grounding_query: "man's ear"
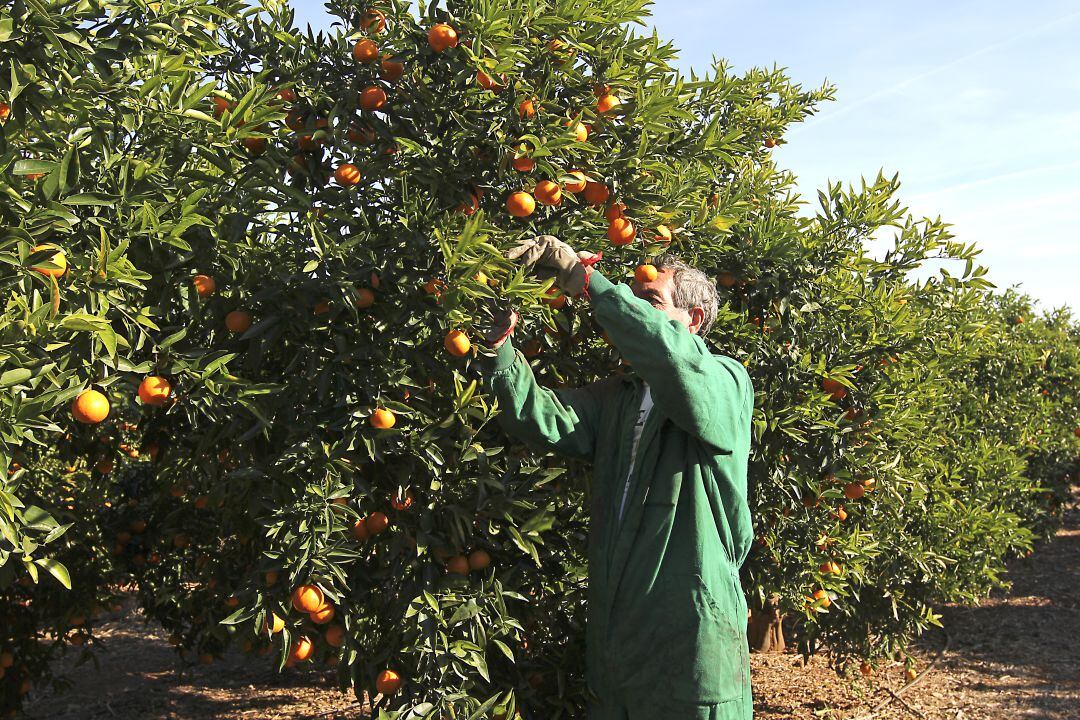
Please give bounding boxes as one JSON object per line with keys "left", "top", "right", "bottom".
{"left": 687, "top": 306, "right": 705, "bottom": 335}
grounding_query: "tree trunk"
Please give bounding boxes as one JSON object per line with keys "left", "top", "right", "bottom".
{"left": 747, "top": 595, "right": 785, "bottom": 653}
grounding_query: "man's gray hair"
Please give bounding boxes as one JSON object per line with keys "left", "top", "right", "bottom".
{"left": 654, "top": 255, "right": 720, "bottom": 336}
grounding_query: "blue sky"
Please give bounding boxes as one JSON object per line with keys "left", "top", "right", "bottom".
{"left": 292, "top": 1, "right": 1079, "bottom": 312}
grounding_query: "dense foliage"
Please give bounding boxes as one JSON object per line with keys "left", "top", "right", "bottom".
{"left": 0, "top": 1, "right": 1076, "bottom": 717}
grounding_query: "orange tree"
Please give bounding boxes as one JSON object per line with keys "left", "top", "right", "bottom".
{"left": 1, "top": 0, "right": 1078, "bottom": 717}
{"left": 0, "top": 0, "right": 265, "bottom": 711}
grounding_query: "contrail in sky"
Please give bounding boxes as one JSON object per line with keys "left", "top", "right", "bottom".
{"left": 791, "top": 8, "right": 1080, "bottom": 132}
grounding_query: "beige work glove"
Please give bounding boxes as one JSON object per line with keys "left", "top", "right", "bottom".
{"left": 506, "top": 235, "right": 590, "bottom": 296}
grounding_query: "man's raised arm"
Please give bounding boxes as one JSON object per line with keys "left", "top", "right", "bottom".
{"left": 586, "top": 270, "right": 752, "bottom": 450}
{"left": 485, "top": 338, "right": 601, "bottom": 460}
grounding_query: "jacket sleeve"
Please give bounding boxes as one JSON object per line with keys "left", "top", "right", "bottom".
{"left": 485, "top": 339, "right": 601, "bottom": 460}
{"left": 588, "top": 271, "right": 752, "bottom": 451}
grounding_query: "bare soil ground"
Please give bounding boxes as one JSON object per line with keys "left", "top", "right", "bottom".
{"left": 25, "top": 489, "right": 1078, "bottom": 719}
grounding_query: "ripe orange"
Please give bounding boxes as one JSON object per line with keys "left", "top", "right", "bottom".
{"left": 211, "top": 96, "right": 233, "bottom": 118}
{"left": 285, "top": 110, "right": 306, "bottom": 131}
{"left": 567, "top": 120, "right": 589, "bottom": 142}
{"left": 833, "top": 505, "right": 848, "bottom": 521}
{"left": 512, "top": 155, "right": 535, "bottom": 172}
{"left": 564, "top": 170, "right": 587, "bottom": 193}
{"left": 596, "top": 93, "right": 621, "bottom": 114}
{"left": 476, "top": 70, "right": 506, "bottom": 92}
{"left": 291, "top": 584, "right": 324, "bottom": 614}
{"left": 607, "top": 217, "right": 636, "bottom": 246}
{"left": 265, "top": 571, "right": 279, "bottom": 587}
{"left": 654, "top": 225, "right": 673, "bottom": 244}
{"left": 583, "top": 181, "right": 610, "bottom": 205}
{"left": 843, "top": 482, "right": 866, "bottom": 500}
{"left": 0, "top": 102, "right": 9, "bottom": 122}
{"left": 428, "top": 23, "right": 458, "bottom": 52}
{"left": 359, "top": 86, "right": 388, "bottom": 111}
{"left": 441, "top": 329, "right": 472, "bottom": 358}
{"left": 193, "top": 274, "right": 216, "bottom": 298}
{"left": 366, "top": 511, "right": 390, "bottom": 535}
{"left": 518, "top": 98, "right": 537, "bottom": 118}
{"left": 443, "top": 555, "right": 468, "bottom": 574}
{"left": 355, "top": 287, "right": 376, "bottom": 309}
{"left": 376, "top": 669, "right": 402, "bottom": 695}
{"left": 717, "top": 272, "right": 737, "bottom": 288}
{"left": 352, "top": 38, "right": 378, "bottom": 63}
{"left": 468, "top": 549, "right": 491, "bottom": 571}
{"left": 225, "top": 310, "right": 252, "bottom": 333}
{"left": 534, "top": 180, "right": 562, "bottom": 206}
{"left": 822, "top": 378, "right": 847, "bottom": 400}
{"left": 820, "top": 561, "right": 842, "bottom": 575}
{"left": 391, "top": 489, "right": 414, "bottom": 511}
{"left": 605, "top": 203, "right": 626, "bottom": 221}
{"left": 310, "top": 603, "right": 335, "bottom": 624}
{"left": 379, "top": 55, "right": 404, "bottom": 82}
{"left": 457, "top": 189, "right": 481, "bottom": 215}
{"left": 275, "top": 87, "right": 297, "bottom": 103}
{"left": 96, "top": 459, "right": 114, "bottom": 474}
{"left": 297, "top": 133, "right": 322, "bottom": 152}
{"left": 313, "top": 299, "right": 331, "bottom": 315}
{"left": 335, "top": 163, "right": 362, "bottom": 186}
{"left": 73, "top": 389, "right": 110, "bottom": 424}
{"left": 543, "top": 287, "right": 566, "bottom": 309}
{"left": 634, "top": 264, "right": 658, "bottom": 283}
{"left": 811, "top": 589, "right": 831, "bottom": 607}
{"left": 242, "top": 136, "right": 267, "bottom": 155}
{"left": 347, "top": 125, "right": 375, "bottom": 144}
{"left": 325, "top": 624, "right": 345, "bottom": 648}
{"left": 506, "top": 191, "right": 536, "bottom": 217}
{"left": 172, "top": 532, "right": 189, "bottom": 548}
{"left": 351, "top": 518, "right": 370, "bottom": 541}
{"left": 370, "top": 408, "right": 396, "bottom": 429}
{"left": 289, "top": 635, "right": 314, "bottom": 663}
{"left": 360, "top": 8, "right": 386, "bottom": 33}
{"left": 30, "top": 245, "right": 67, "bottom": 277}
{"left": 423, "top": 278, "right": 446, "bottom": 297}
{"left": 764, "top": 138, "right": 777, "bottom": 148}
{"left": 138, "top": 376, "right": 172, "bottom": 406}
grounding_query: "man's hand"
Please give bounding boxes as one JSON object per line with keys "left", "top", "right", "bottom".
{"left": 507, "top": 235, "right": 593, "bottom": 296}
{"left": 480, "top": 307, "right": 518, "bottom": 349}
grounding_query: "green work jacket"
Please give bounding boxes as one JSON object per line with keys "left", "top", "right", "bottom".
{"left": 487, "top": 272, "right": 754, "bottom": 719}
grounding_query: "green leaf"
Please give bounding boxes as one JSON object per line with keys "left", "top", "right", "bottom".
{"left": 62, "top": 194, "right": 116, "bottom": 207}
{"left": 35, "top": 558, "right": 71, "bottom": 589}
{"left": 0, "top": 368, "right": 32, "bottom": 387}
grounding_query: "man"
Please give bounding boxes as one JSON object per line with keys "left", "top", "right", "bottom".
{"left": 482, "top": 236, "right": 755, "bottom": 720}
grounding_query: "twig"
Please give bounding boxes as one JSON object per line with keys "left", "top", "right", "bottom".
{"left": 301, "top": 700, "right": 365, "bottom": 718}
{"left": 850, "top": 629, "right": 951, "bottom": 720}
{"left": 883, "top": 686, "right": 926, "bottom": 719}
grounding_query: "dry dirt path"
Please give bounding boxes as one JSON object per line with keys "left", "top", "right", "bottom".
{"left": 25, "top": 489, "right": 1078, "bottom": 719}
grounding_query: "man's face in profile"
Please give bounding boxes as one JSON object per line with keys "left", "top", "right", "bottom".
{"left": 631, "top": 267, "right": 704, "bottom": 335}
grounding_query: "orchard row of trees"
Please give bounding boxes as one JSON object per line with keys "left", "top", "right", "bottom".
{"left": 0, "top": 0, "right": 1076, "bottom": 717}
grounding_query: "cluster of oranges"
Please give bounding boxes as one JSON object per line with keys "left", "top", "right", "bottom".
{"left": 275, "top": 582, "right": 400, "bottom": 691}
{"left": 71, "top": 375, "right": 173, "bottom": 425}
